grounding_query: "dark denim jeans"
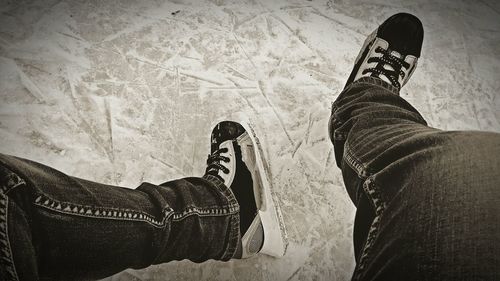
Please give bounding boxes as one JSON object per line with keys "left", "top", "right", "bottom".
{"left": 1, "top": 76, "right": 499, "bottom": 281}
{"left": 329, "top": 76, "right": 500, "bottom": 280}
{"left": 0, "top": 154, "right": 240, "bottom": 280}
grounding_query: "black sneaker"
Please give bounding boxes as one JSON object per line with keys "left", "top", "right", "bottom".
{"left": 344, "top": 13, "right": 424, "bottom": 91}
{"left": 205, "top": 121, "right": 287, "bottom": 258}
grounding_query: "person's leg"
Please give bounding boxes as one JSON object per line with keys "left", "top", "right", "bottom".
{"left": 0, "top": 153, "right": 239, "bottom": 281}
{"left": 329, "top": 13, "right": 500, "bottom": 280}
{"left": 0, "top": 120, "right": 284, "bottom": 280}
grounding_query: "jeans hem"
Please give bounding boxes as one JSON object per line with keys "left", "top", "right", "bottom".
{"left": 347, "top": 76, "right": 400, "bottom": 95}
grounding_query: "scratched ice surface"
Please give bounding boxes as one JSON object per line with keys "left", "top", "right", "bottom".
{"left": 0, "top": 0, "right": 499, "bottom": 280}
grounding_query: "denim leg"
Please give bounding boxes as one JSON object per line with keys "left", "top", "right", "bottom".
{"left": 329, "top": 77, "right": 500, "bottom": 280}
{"left": 0, "top": 154, "right": 240, "bottom": 281}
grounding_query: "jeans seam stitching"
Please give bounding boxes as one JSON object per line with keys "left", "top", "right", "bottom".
{"left": 333, "top": 130, "right": 348, "bottom": 141}
{"left": 202, "top": 174, "right": 240, "bottom": 259}
{"left": 0, "top": 192, "right": 20, "bottom": 281}
{"left": 0, "top": 164, "right": 26, "bottom": 195}
{"left": 343, "top": 145, "right": 371, "bottom": 178}
{"left": 0, "top": 166, "right": 23, "bottom": 281}
{"left": 343, "top": 146, "right": 388, "bottom": 280}
{"left": 33, "top": 193, "right": 238, "bottom": 229}
{"left": 221, "top": 213, "right": 240, "bottom": 260}
{"left": 171, "top": 204, "right": 239, "bottom": 221}
{"left": 3, "top": 181, "right": 24, "bottom": 195}
{"left": 353, "top": 177, "right": 387, "bottom": 280}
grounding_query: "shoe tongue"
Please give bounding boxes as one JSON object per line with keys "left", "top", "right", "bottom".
{"left": 382, "top": 50, "right": 403, "bottom": 71}
{"left": 377, "top": 49, "right": 404, "bottom": 85}
{"left": 210, "top": 134, "right": 219, "bottom": 153}
{"left": 210, "top": 121, "right": 246, "bottom": 152}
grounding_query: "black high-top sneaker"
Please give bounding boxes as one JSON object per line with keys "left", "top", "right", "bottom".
{"left": 345, "top": 13, "right": 424, "bottom": 92}
{"left": 205, "top": 121, "right": 288, "bottom": 258}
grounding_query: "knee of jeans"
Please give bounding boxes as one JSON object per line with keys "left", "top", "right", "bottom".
{"left": 394, "top": 169, "right": 500, "bottom": 278}
{"left": 396, "top": 131, "right": 500, "bottom": 222}
{"left": 422, "top": 131, "right": 500, "bottom": 182}
{"left": 374, "top": 130, "right": 500, "bottom": 214}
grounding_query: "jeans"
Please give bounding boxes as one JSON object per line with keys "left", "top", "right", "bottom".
{"left": 329, "top": 77, "right": 500, "bottom": 280}
{"left": 1, "top": 77, "right": 499, "bottom": 281}
{"left": 0, "top": 154, "right": 240, "bottom": 280}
